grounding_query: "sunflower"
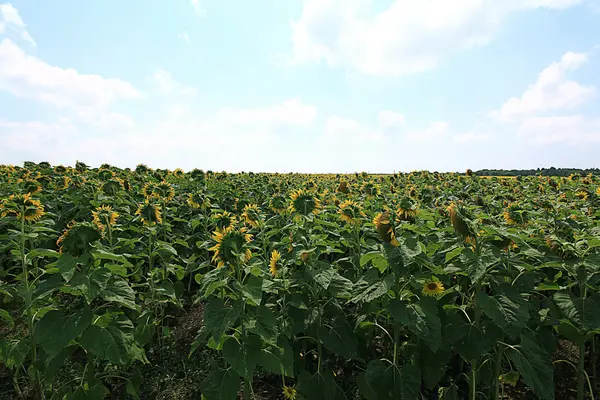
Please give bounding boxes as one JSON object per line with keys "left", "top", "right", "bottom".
{"left": 361, "top": 181, "right": 381, "bottom": 198}
{"left": 57, "top": 221, "right": 102, "bottom": 256}
{"left": 21, "top": 180, "right": 41, "bottom": 194}
{"left": 213, "top": 211, "right": 236, "bottom": 230}
{"left": 396, "top": 197, "right": 417, "bottom": 223}
{"left": 503, "top": 204, "right": 528, "bottom": 225}
{"left": 209, "top": 225, "right": 253, "bottom": 268}
{"left": 575, "top": 191, "right": 588, "bottom": 200}
{"left": 337, "top": 180, "right": 349, "bottom": 194}
{"left": 373, "top": 211, "right": 399, "bottom": 246}
{"left": 56, "top": 176, "right": 71, "bottom": 190}
{"left": 269, "top": 194, "right": 287, "bottom": 215}
{"left": 422, "top": 280, "right": 445, "bottom": 297}
{"left": 135, "top": 201, "right": 162, "bottom": 226}
{"left": 173, "top": 168, "right": 184, "bottom": 178}
{"left": 98, "top": 169, "right": 115, "bottom": 181}
{"left": 188, "top": 192, "right": 209, "bottom": 209}
{"left": 242, "top": 204, "right": 261, "bottom": 227}
{"left": 289, "top": 189, "right": 321, "bottom": 217}
{"left": 142, "top": 182, "right": 158, "bottom": 199}
{"left": 0, "top": 193, "right": 45, "bottom": 222}
{"left": 447, "top": 203, "right": 472, "bottom": 238}
{"left": 282, "top": 385, "right": 298, "bottom": 400}
{"left": 101, "top": 179, "right": 124, "bottom": 196}
{"left": 92, "top": 205, "right": 119, "bottom": 231}
{"left": 269, "top": 249, "right": 281, "bottom": 277}
{"left": 155, "top": 181, "right": 175, "bottom": 201}
{"left": 338, "top": 200, "right": 365, "bottom": 225}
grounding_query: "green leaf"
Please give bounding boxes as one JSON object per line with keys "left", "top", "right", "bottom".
{"left": 35, "top": 308, "right": 92, "bottom": 359}
{"left": 445, "top": 247, "right": 463, "bottom": 263}
{"left": 298, "top": 370, "right": 345, "bottom": 400}
{"left": 360, "top": 360, "right": 421, "bottom": 400}
{"left": 241, "top": 276, "right": 263, "bottom": 306}
{"left": 249, "top": 305, "right": 278, "bottom": 341}
{"left": 360, "top": 252, "right": 388, "bottom": 273}
{"left": 200, "top": 368, "right": 240, "bottom": 400}
{"left": 92, "top": 249, "right": 133, "bottom": 268}
{"left": 0, "top": 309, "right": 13, "bottom": 329}
{"left": 351, "top": 270, "right": 395, "bottom": 303}
{"left": 79, "top": 314, "right": 146, "bottom": 366}
{"left": 476, "top": 286, "right": 528, "bottom": 339}
{"left": 327, "top": 273, "right": 353, "bottom": 298}
{"left": 506, "top": 332, "right": 554, "bottom": 400}
{"left": 100, "top": 276, "right": 138, "bottom": 311}
{"left": 420, "top": 343, "right": 451, "bottom": 389}
{"left": 553, "top": 291, "right": 600, "bottom": 335}
{"left": 312, "top": 264, "right": 336, "bottom": 289}
{"left": 204, "top": 298, "right": 242, "bottom": 343}
{"left": 320, "top": 314, "right": 359, "bottom": 359}
{"left": 222, "top": 336, "right": 257, "bottom": 379}
{"left": 106, "top": 263, "right": 128, "bottom": 277}
{"left": 389, "top": 297, "right": 441, "bottom": 352}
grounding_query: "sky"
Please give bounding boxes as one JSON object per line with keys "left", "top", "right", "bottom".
{"left": 0, "top": 0, "right": 599, "bottom": 173}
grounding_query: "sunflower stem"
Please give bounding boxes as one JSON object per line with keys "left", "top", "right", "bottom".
{"left": 493, "top": 345, "right": 504, "bottom": 400}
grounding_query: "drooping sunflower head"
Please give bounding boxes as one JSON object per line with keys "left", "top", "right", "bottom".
{"left": 338, "top": 200, "right": 365, "bottom": 225}
{"left": 234, "top": 198, "right": 250, "bottom": 214}
{"left": 289, "top": 189, "right": 321, "bottom": 216}
{"left": 337, "top": 180, "right": 349, "bottom": 194}
{"left": 142, "top": 182, "right": 158, "bottom": 199}
{"left": 242, "top": 204, "right": 261, "bottom": 227}
{"left": 188, "top": 191, "right": 210, "bottom": 209}
{"left": 190, "top": 168, "right": 205, "bottom": 183}
{"left": 173, "top": 168, "right": 185, "bottom": 178}
{"left": 269, "top": 249, "right": 281, "bottom": 277}
{"left": 503, "top": 203, "right": 528, "bottom": 225}
{"left": 57, "top": 221, "right": 102, "bottom": 256}
{"left": 0, "top": 193, "right": 45, "bottom": 222}
{"left": 136, "top": 164, "right": 150, "bottom": 174}
{"left": 446, "top": 202, "right": 472, "bottom": 238}
{"left": 135, "top": 201, "right": 162, "bottom": 226}
{"left": 101, "top": 179, "right": 124, "bottom": 196}
{"left": 361, "top": 181, "right": 381, "bottom": 198}
{"left": 208, "top": 225, "right": 253, "bottom": 268}
{"left": 269, "top": 194, "right": 287, "bottom": 215}
{"left": 55, "top": 175, "right": 72, "bottom": 190}
{"left": 92, "top": 205, "right": 119, "bottom": 231}
{"left": 396, "top": 197, "right": 417, "bottom": 223}
{"left": 155, "top": 181, "right": 175, "bottom": 201}
{"left": 54, "top": 165, "right": 67, "bottom": 173}
{"left": 97, "top": 169, "right": 115, "bottom": 181}
{"left": 21, "top": 179, "right": 42, "bottom": 194}
{"left": 373, "top": 210, "right": 399, "bottom": 246}
{"left": 422, "top": 280, "right": 445, "bottom": 297}
{"left": 213, "top": 210, "right": 236, "bottom": 230}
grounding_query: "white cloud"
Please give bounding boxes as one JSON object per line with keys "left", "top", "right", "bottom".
{"left": 150, "top": 69, "right": 197, "bottom": 97}
{"left": 0, "top": 39, "right": 141, "bottom": 113}
{"left": 516, "top": 115, "right": 600, "bottom": 143}
{"left": 190, "top": 0, "right": 205, "bottom": 17}
{"left": 453, "top": 132, "right": 490, "bottom": 143}
{"left": 377, "top": 110, "right": 406, "bottom": 129}
{"left": 214, "top": 98, "right": 317, "bottom": 127}
{"left": 404, "top": 121, "right": 449, "bottom": 142}
{"left": 493, "top": 51, "right": 595, "bottom": 121}
{"left": 177, "top": 31, "right": 191, "bottom": 44}
{"left": 289, "top": 0, "right": 585, "bottom": 76}
{"left": 0, "top": 3, "right": 36, "bottom": 46}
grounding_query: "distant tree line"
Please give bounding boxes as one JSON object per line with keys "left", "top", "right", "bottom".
{"left": 474, "top": 167, "right": 600, "bottom": 177}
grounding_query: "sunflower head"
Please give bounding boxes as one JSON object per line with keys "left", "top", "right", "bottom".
{"left": 155, "top": 181, "right": 175, "bottom": 201}
{"left": 142, "top": 182, "right": 158, "bottom": 199}
{"left": 92, "top": 205, "right": 119, "bottom": 231}
{"left": 269, "top": 194, "right": 287, "bottom": 215}
{"left": 338, "top": 200, "right": 365, "bottom": 225}
{"left": 282, "top": 385, "right": 298, "bottom": 400}
{"left": 575, "top": 191, "right": 588, "bottom": 200}
{"left": 213, "top": 211, "right": 236, "bottom": 230}
{"left": 173, "top": 168, "right": 185, "bottom": 178}
{"left": 135, "top": 201, "right": 162, "bottom": 226}
{"left": 242, "top": 204, "right": 261, "bottom": 227}
{"left": 361, "top": 181, "right": 381, "bottom": 198}
{"left": 136, "top": 164, "right": 150, "bottom": 174}
{"left": 101, "top": 179, "right": 124, "bottom": 196}
{"left": 447, "top": 202, "right": 472, "bottom": 238}
{"left": 337, "top": 180, "right": 349, "bottom": 194}
{"left": 373, "top": 211, "right": 399, "bottom": 246}
{"left": 57, "top": 221, "right": 102, "bottom": 256}
{"left": 289, "top": 189, "right": 321, "bottom": 217}
{"left": 503, "top": 203, "right": 528, "bottom": 225}
{"left": 269, "top": 249, "right": 281, "bottom": 277}
{"left": 208, "top": 225, "right": 253, "bottom": 268}
{"left": 396, "top": 197, "right": 417, "bottom": 223}
{"left": 97, "top": 169, "right": 115, "bottom": 181}
{"left": 422, "top": 280, "right": 445, "bottom": 297}
{"left": 54, "top": 165, "right": 67, "bottom": 173}
{"left": 188, "top": 191, "right": 209, "bottom": 209}
{"left": 21, "top": 179, "right": 42, "bottom": 194}
{"left": 1, "top": 193, "right": 45, "bottom": 222}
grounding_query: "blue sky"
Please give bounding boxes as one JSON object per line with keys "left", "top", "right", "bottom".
{"left": 1, "top": 0, "right": 599, "bottom": 172}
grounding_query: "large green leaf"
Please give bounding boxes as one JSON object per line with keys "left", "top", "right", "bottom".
{"left": 476, "top": 286, "right": 528, "bottom": 339}
{"left": 79, "top": 314, "right": 146, "bottom": 366}
{"left": 200, "top": 368, "right": 240, "bottom": 400}
{"left": 553, "top": 291, "right": 600, "bottom": 335}
{"left": 351, "top": 270, "right": 395, "bottom": 303}
{"left": 312, "top": 264, "right": 336, "bottom": 289}
{"left": 419, "top": 343, "right": 451, "bottom": 389}
{"left": 100, "top": 276, "right": 138, "bottom": 310}
{"left": 360, "top": 360, "right": 420, "bottom": 400}
{"left": 204, "top": 298, "right": 242, "bottom": 343}
{"left": 248, "top": 305, "right": 278, "bottom": 341}
{"left": 34, "top": 308, "right": 92, "bottom": 359}
{"left": 388, "top": 297, "right": 441, "bottom": 352}
{"left": 241, "top": 275, "right": 263, "bottom": 306}
{"left": 319, "top": 314, "right": 359, "bottom": 359}
{"left": 506, "top": 332, "right": 554, "bottom": 400}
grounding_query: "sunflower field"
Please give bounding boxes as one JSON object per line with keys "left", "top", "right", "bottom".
{"left": 1, "top": 162, "right": 600, "bottom": 400}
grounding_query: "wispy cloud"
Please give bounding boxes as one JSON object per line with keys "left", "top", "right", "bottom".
{"left": 0, "top": 3, "right": 36, "bottom": 46}
{"left": 177, "top": 31, "right": 191, "bottom": 43}
{"left": 190, "top": 0, "right": 205, "bottom": 17}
